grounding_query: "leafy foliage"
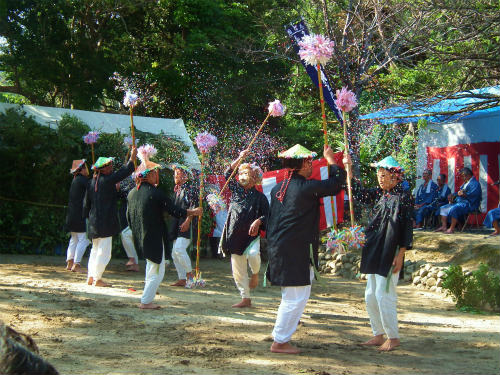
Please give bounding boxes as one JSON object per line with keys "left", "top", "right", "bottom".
{"left": 0, "top": 109, "right": 191, "bottom": 255}
{"left": 442, "top": 263, "right": 500, "bottom": 312}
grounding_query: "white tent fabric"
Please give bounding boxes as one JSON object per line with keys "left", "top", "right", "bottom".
{"left": 0, "top": 103, "right": 201, "bottom": 169}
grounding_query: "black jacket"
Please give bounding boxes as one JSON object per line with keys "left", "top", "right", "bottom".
{"left": 266, "top": 165, "right": 346, "bottom": 286}
{"left": 353, "top": 182, "right": 414, "bottom": 277}
{"left": 169, "top": 182, "right": 199, "bottom": 241}
{"left": 220, "top": 168, "right": 269, "bottom": 256}
{"left": 127, "top": 183, "right": 187, "bottom": 264}
{"left": 65, "top": 174, "right": 89, "bottom": 233}
{"left": 83, "top": 161, "right": 134, "bottom": 239}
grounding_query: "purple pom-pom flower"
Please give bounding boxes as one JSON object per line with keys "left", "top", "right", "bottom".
{"left": 83, "top": 131, "right": 100, "bottom": 145}
{"left": 123, "top": 91, "right": 139, "bottom": 108}
{"left": 268, "top": 99, "right": 285, "bottom": 117}
{"left": 124, "top": 136, "right": 139, "bottom": 147}
{"left": 195, "top": 132, "right": 218, "bottom": 153}
{"left": 335, "top": 87, "right": 358, "bottom": 113}
{"left": 298, "top": 34, "right": 335, "bottom": 66}
{"left": 207, "top": 193, "right": 227, "bottom": 215}
{"left": 137, "top": 144, "right": 158, "bottom": 163}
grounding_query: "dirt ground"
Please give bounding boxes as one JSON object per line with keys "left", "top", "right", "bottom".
{"left": 1, "top": 232, "right": 499, "bottom": 375}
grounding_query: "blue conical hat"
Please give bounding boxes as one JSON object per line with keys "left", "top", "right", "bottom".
{"left": 372, "top": 156, "right": 402, "bottom": 170}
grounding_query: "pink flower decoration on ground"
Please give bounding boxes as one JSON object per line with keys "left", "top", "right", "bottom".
{"left": 123, "top": 136, "right": 139, "bottom": 147}
{"left": 83, "top": 131, "right": 100, "bottom": 144}
{"left": 195, "top": 132, "right": 218, "bottom": 153}
{"left": 137, "top": 144, "right": 158, "bottom": 163}
{"left": 335, "top": 87, "right": 358, "bottom": 113}
{"left": 298, "top": 34, "right": 335, "bottom": 66}
{"left": 123, "top": 91, "right": 139, "bottom": 108}
{"left": 268, "top": 99, "right": 285, "bottom": 117}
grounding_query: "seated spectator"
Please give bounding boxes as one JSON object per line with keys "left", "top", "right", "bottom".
{"left": 413, "top": 169, "right": 438, "bottom": 229}
{"left": 435, "top": 167, "right": 482, "bottom": 234}
{"left": 433, "top": 173, "right": 451, "bottom": 215}
{"left": 483, "top": 206, "right": 500, "bottom": 236}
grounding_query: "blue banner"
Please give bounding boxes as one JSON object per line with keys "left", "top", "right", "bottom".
{"left": 285, "top": 20, "right": 343, "bottom": 124}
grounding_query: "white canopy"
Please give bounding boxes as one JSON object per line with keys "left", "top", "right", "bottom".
{"left": 0, "top": 103, "right": 201, "bottom": 169}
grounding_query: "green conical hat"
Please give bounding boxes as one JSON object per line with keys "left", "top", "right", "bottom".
{"left": 92, "top": 157, "right": 114, "bottom": 170}
{"left": 278, "top": 144, "right": 317, "bottom": 159}
{"left": 372, "top": 156, "right": 402, "bottom": 170}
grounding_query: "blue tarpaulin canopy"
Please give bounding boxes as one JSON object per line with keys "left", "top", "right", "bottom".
{"left": 360, "top": 86, "right": 500, "bottom": 125}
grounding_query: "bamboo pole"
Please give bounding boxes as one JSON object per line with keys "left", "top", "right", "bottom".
{"left": 342, "top": 112, "right": 355, "bottom": 227}
{"left": 130, "top": 108, "right": 137, "bottom": 168}
{"left": 219, "top": 111, "right": 272, "bottom": 195}
{"left": 317, "top": 63, "right": 337, "bottom": 229}
{"left": 195, "top": 152, "right": 206, "bottom": 279}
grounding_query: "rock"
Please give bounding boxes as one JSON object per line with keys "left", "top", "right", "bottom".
{"left": 417, "top": 283, "right": 425, "bottom": 289}
{"left": 424, "top": 263, "right": 432, "bottom": 271}
{"left": 325, "top": 254, "right": 332, "bottom": 260}
{"left": 327, "top": 261, "right": 335, "bottom": 268}
{"left": 344, "top": 263, "right": 353, "bottom": 270}
{"left": 320, "top": 260, "right": 327, "bottom": 266}
{"left": 437, "top": 271, "right": 446, "bottom": 279}
{"left": 436, "top": 287, "right": 443, "bottom": 293}
{"left": 324, "top": 267, "right": 331, "bottom": 273}
{"left": 318, "top": 253, "right": 325, "bottom": 260}
{"left": 436, "top": 279, "right": 443, "bottom": 288}
{"left": 330, "top": 269, "right": 337, "bottom": 274}
{"left": 413, "top": 276, "right": 421, "bottom": 285}
{"left": 426, "top": 277, "right": 437, "bottom": 287}
{"left": 404, "top": 274, "right": 412, "bottom": 282}
{"left": 430, "top": 286, "right": 437, "bottom": 292}
{"left": 419, "top": 269, "right": 428, "bottom": 277}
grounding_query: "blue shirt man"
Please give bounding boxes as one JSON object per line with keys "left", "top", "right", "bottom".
{"left": 414, "top": 169, "right": 438, "bottom": 228}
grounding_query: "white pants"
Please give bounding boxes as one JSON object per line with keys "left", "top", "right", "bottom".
{"left": 87, "top": 237, "right": 112, "bottom": 281}
{"left": 272, "top": 267, "right": 314, "bottom": 344}
{"left": 365, "top": 273, "right": 399, "bottom": 339}
{"left": 141, "top": 254, "right": 166, "bottom": 304}
{"left": 120, "top": 226, "right": 138, "bottom": 264}
{"left": 172, "top": 237, "right": 192, "bottom": 279}
{"left": 440, "top": 204, "right": 453, "bottom": 217}
{"left": 231, "top": 239, "right": 261, "bottom": 299}
{"left": 66, "top": 232, "right": 90, "bottom": 264}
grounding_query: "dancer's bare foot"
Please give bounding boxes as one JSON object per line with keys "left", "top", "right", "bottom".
{"left": 125, "top": 258, "right": 136, "bottom": 266}
{"left": 490, "top": 231, "right": 499, "bottom": 236}
{"left": 126, "top": 264, "right": 140, "bottom": 272}
{"left": 87, "top": 277, "right": 93, "bottom": 285}
{"left": 71, "top": 263, "right": 85, "bottom": 273}
{"left": 444, "top": 228, "right": 454, "bottom": 234}
{"left": 434, "top": 226, "right": 446, "bottom": 232}
{"left": 66, "top": 259, "right": 74, "bottom": 270}
{"left": 232, "top": 298, "right": 251, "bottom": 308}
{"left": 249, "top": 273, "right": 259, "bottom": 289}
{"left": 378, "top": 338, "right": 400, "bottom": 351}
{"left": 94, "top": 279, "right": 112, "bottom": 287}
{"left": 139, "top": 303, "right": 161, "bottom": 310}
{"left": 360, "top": 335, "right": 385, "bottom": 346}
{"left": 170, "top": 279, "right": 186, "bottom": 287}
{"left": 270, "top": 342, "right": 301, "bottom": 354}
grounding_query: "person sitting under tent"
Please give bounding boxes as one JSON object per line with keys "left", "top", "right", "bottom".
{"left": 483, "top": 181, "right": 500, "bottom": 236}
{"left": 435, "top": 167, "right": 482, "bottom": 234}
{"left": 433, "top": 174, "right": 451, "bottom": 215}
{"left": 413, "top": 169, "right": 438, "bottom": 229}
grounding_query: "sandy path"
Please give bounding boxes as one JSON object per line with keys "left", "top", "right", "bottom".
{"left": 0, "top": 254, "right": 499, "bottom": 375}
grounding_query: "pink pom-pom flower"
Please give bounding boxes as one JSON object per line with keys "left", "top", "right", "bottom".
{"left": 268, "top": 99, "right": 285, "bottom": 117}
{"left": 335, "top": 87, "right": 358, "bottom": 113}
{"left": 83, "top": 131, "right": 100, "bottom": 145}
{"left": 123, "top": 91, "right": 139, "bottom": 108}
{"left": 298, "top": 33, "right": 335, "bottom": 66}
{"left": 195, "top": 132, "right": 218, "bottom": 153}
{"left": 207, "top": 193, "right": 227, "bottom": 215}
{"left": 325, "top": 228, "right": 348, "bottom": 254}
{"left": 123, "top": 136, "right": 139, "bottom": 147}
{"left": 137, "top": 144, "right": 158, "bottom": 163}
